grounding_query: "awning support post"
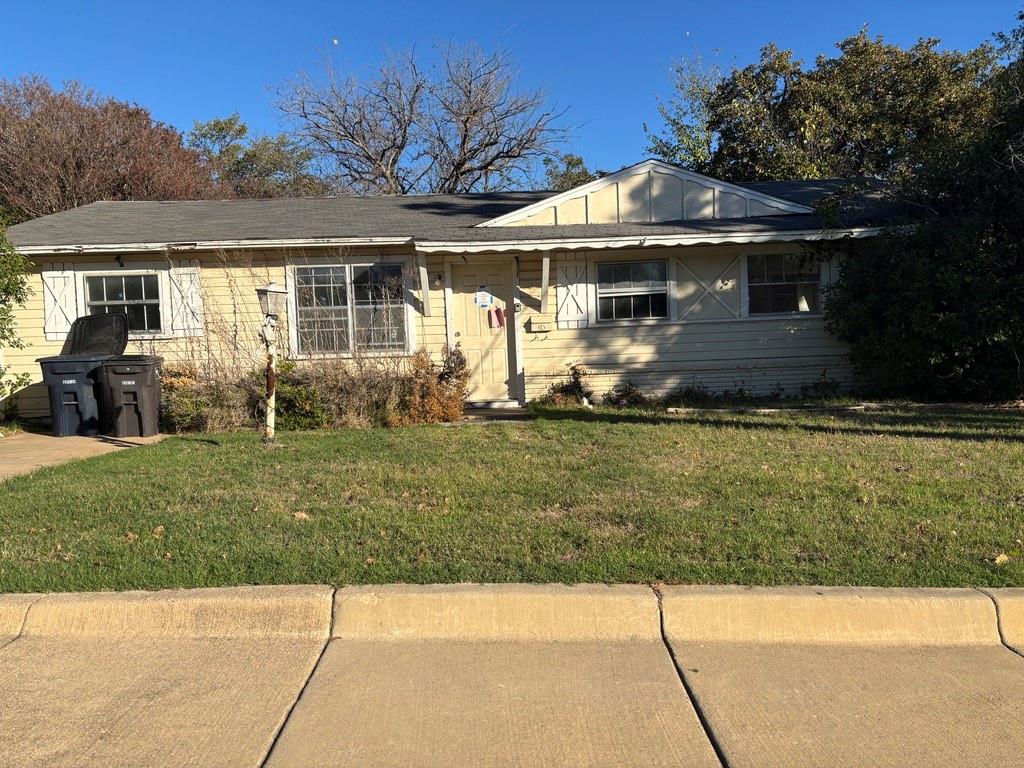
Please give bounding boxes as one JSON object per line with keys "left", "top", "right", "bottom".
{"left": 540, "top": 253, "right": 551, "bottom": 314}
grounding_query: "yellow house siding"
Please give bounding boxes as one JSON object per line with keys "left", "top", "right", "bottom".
{"left": 415, "top": 253, "right": 449, "bottom": 360}
{"left": 4, "top": 239, "right": 852, "bottom": 419}
{"left": 516, "top": 244, "right": 851, "bottom": 400}
{"left": 3, "top": 245, "right": 427, "bottom": 418}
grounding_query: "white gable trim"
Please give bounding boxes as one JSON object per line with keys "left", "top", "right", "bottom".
{"left": 476, "top": 160, "right": 814, "bottom": 227}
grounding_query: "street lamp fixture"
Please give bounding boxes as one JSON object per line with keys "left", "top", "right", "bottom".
{"left": 256, "top": 282, "right": 287, "bottom": 444}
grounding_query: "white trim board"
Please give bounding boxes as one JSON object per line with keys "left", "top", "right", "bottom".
{"left": 16, "top": 227, "right": 886, "bottom": 259}
{"left": 415, "top": 227, "right": 883, "bottom": 254}
{"left": 15, "top": 236, "right": 415, "bottom": 256}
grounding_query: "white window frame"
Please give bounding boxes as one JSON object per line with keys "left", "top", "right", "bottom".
{"left": 740, "top": 253, "right": 827, "bottom": 319}
{"left": 76, "top": 267, "right": 174, "bottom": 340}
{"left": 586, "top": 254, "right": 676, "bottom": 326}
{"left": 285, "top": 255, "right": 416, "bottom": 359}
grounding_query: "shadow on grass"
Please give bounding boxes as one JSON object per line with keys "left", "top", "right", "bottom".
{"left": 530, "top": 404, "right": 1024, "bottom": 443}
{"left": 166, "top": 435, "right": 223, "bottom": 446}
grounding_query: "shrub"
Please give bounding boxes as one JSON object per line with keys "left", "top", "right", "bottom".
{"left": 160, "top": 364, "right": 254, "bottom": 433}
{"left": 799, "top": 377, "right": 842, "bottom": 399}
{"left": 602, "top": 380, "right": 656, "bottom": 408}
{"left": 662, "top": 385, "right": 783, "bottom": 408}
{"left": 541, "top": 362, "right": 593, "bottom": 406}
{"left": 405, "top": 346, "right": 470, "bottom": 424}
{"left": 0, "top": 368, "right": 30, "bottom": 421}
{"left": 159, "top": 347, "right": 469, "bottom": 433}
{"left": 271, "top": 369, "right": 330, "bottom": 431}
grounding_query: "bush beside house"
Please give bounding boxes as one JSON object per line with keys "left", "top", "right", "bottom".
{"left": 160, "top": 346, "right": 469, "bottom": 432}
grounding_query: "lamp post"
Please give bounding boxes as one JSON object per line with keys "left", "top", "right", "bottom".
{"left": 255, "top": 282, "right": 287, "bottom": 444}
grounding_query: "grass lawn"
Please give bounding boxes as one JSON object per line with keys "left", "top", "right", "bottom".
{"left": 1, "top": 405, "right": 1023, "bottom": 592}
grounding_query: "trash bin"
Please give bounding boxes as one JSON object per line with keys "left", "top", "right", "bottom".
{"left": 99, "top": 356, "right": 163, "bottom": 437}
{"left": 37, "top": 314, "right": 128, "bottom": 437}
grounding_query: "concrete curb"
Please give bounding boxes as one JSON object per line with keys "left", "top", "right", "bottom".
{"left": 4, "top": 584, "right": 1021, "bottom": 649}
{"left": 21, "top": 585, "right": 333, "bottom": 640}
{"left": 333, "top": 584, "right": 661, "bottom": 641}
{"left": 661, "top": 585, "right": 999, "bottom": 646}
{"left": 987, "top": 588, "right": 1024, "bottom": 654}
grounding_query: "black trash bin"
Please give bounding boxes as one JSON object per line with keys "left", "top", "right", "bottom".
{"left": 99, "top": 356, "right": 163, "bottom": 437}
{"left": 37, "top": 314, "right": 128, "bottom": 437}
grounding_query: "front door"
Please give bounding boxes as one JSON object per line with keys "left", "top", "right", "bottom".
{"left": 451, "top": 261, "right": 516, "bottom": 402}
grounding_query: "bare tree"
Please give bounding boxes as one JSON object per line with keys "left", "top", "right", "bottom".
{"left": 0, "top": 76, "right": 218, "bottom": 222}
{"left": 278, "top": 45, "right": 565, "bottom": 194}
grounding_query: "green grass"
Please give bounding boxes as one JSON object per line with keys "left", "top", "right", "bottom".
{"left": 1, "top": 405, "right": 1023, "bottom": 592}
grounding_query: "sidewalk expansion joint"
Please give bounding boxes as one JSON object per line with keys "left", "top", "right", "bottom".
{"left": 651, "top": 584, "right": 732, "bottom": 768}
{"left": 258, "top": 587, "right": 337, "bottom": 768}
{"left": 0, "top": 594, "right": 46, "bottom": 654}
{"left": 974, "top": 587, "right": 1024, "bottom": 661}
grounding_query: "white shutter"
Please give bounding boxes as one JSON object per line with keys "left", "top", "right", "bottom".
{"left": 168, "top": 260, "right": 205, "bottom": 336}
{"left": 41, "top": 263, "right": 78, "bottom": 340}
{"left": 556, "top": 257, "right": 588, "bottom": 329}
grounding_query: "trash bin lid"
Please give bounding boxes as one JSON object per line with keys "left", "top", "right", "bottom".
{"left": 59, "top": 313, "right": 129, "bottom": 357}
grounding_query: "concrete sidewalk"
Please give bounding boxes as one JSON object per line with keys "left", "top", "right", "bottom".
{"left": 0, "top": 431, "right": 162, "bottom": 482}
{"left": 0, "top": 585, "right": 1022, "bottom": 768}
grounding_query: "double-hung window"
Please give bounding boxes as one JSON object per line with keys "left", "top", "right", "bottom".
{"left": 85, "top": 274, "right": 162, "bottom": 334}
{"left": 294, "top": 263, "right": 407, "bottom": 355}
{"left": 747, "top": 254, "right": 821, "bottom": 315}
{"left": 596, "top": 261, "right": 669, "bottom": 321}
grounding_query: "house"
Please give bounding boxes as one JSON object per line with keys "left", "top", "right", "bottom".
{"left": 2, "top": 159, "right": 890, "bottom": 418}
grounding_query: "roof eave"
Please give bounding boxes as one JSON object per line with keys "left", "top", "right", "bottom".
{"left": 415, "top": 226, "right": 886, "bottom": 254}
{"left": 13, "top": 235, "right": 417, "bottom": 256}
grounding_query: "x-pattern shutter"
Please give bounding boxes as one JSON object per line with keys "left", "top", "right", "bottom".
{"left": 556, "top": 257, "right": 588, "bottom": 329}
{"left": 41, "top": 263, "right": 77, "bottom": 340}
{"left": 168, "top": 260, "right": 205, "bottom": 336}
{"left": 674, "top": 255, "right": 741, "bottom": 319}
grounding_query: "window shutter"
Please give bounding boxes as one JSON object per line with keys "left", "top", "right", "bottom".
{"left": 168, "top": 260, "right": 205, "bottom": 336}
{"left": 41, "top": 263, "right": 77, "bottom": 340}
{"left": 556, "top": 257, "right": 588, "bottom": 329}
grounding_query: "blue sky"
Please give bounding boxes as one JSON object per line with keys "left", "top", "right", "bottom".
{"left": 3, "top": 1, "right": 1019, "bottom": 174}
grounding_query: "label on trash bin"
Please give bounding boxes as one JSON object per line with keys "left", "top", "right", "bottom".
{"left": 62, "top": 379, "right": 76, "bottom": 385}
{"left": 122, "top": 380, "right": 135, "bottom": 386}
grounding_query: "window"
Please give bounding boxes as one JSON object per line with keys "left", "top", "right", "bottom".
{"left": 295, "top": 263, "right": 407, "bottom": 355}
{"left": 295, "top": 267, "right": 349, "bottom": 355}
{"left": 747, "top": 254, "right": 820, "bottom": 315}
{"left": 86, "top": 274, "right": 162, "bottom": 333}
{"left": 596, "top": 261, "right": 668, "bottom": 321}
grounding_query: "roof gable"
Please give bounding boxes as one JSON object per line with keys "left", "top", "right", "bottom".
{"left": 477, "top": 160, "right": 814, "bottom": 227}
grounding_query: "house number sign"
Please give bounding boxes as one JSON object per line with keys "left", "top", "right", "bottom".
{"left": 474, "top": 285, "right": 494, "bottom": 308}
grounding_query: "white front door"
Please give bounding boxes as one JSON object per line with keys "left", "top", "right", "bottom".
{"left": 450, "top": 261, "right": 517, "bottom": 402}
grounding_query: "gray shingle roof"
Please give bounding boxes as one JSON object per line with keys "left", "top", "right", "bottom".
{"left": 7, "top": 181, "right": 893, "bottom": 249}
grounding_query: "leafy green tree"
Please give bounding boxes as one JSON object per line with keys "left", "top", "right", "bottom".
{"left": 0, "top": 222, "right": 30, "bottom": 412}
{"left": 542, "top": 153, "right": 595, "bottom": 191}
{"left": 645, "top": 56, "right": 717, "bottom": 172}
{"left": 649, "top": 31, "right": 999, "bottom": 183}
{"left": 188, "top": 114, "right": 330, "bottom": 197}
{"left": 825, "top": 15, "right": 1024, "bottom": 400}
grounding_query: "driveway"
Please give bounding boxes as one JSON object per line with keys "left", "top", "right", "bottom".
{"left": 0, "top": 431, "right": 162, "bottom": 482}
